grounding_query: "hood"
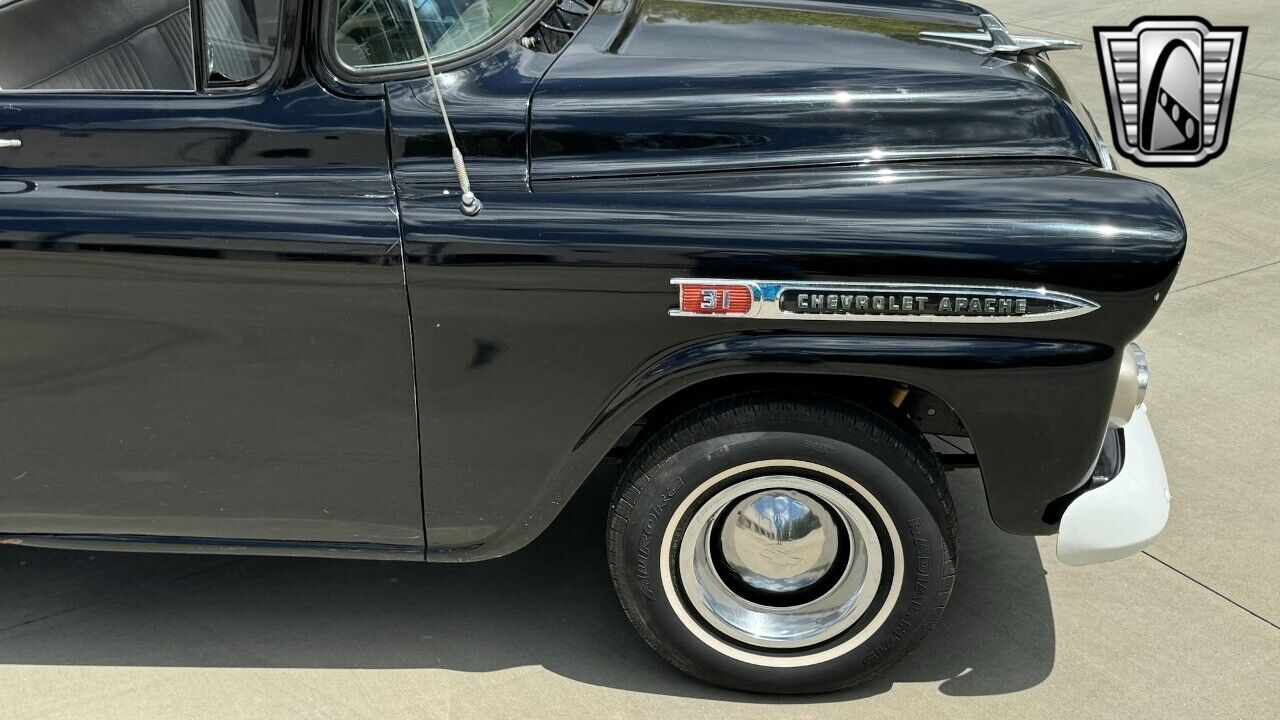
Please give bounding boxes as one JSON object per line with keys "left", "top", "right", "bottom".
{"left": 529, "top": 0, "right": 1098, "bottom": 179}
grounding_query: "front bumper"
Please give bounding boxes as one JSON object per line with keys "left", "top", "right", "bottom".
{"left": 1056, "top": 404, "right": 1171, "bottom": 566}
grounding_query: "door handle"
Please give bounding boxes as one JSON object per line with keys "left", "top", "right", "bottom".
{"left": 0, "top": 139, "right": 21, "bottom": 149}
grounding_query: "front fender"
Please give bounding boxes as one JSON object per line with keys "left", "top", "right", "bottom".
{"left": 406, "top": 161, "right": 1181, "bottom": 562}
{"left": 438, "top": 332, "right": 1114, "bottom": 561}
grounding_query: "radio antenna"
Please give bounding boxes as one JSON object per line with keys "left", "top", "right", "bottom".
{"left": 406, "top": 3, "right": 482, "bottom": 216}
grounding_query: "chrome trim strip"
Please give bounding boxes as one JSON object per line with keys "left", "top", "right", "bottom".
{"left": 669, "top": 278, "right": 1100, "bottom": 323}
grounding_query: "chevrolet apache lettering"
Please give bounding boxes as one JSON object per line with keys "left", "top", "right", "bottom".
{"left": 0, "top": 0, "right": 1184, "bottom": 694}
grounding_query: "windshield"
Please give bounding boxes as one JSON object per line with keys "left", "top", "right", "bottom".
{"left": 334, "top": 0, "right": 533, "bottom": 68}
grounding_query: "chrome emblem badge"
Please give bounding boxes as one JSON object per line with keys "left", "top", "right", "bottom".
{"left": 670, "top": 280, "right": 1098, "bottom": 323}
{"left": 1095, "top": 17, "right": 1247, "bottom": 166}
{"left": 919, "top": 14, "right": 1080, "bottom": 57}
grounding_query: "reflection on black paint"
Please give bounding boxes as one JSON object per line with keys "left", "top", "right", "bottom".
{"left": 468, "top": 340, "right": 503, "bottom": 369}
{"left": 387, "top": 0, "right": 1184, "bottom": 557}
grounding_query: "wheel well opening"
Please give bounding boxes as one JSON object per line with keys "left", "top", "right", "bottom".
{"left": 607, "top": 373, "right": 977, "bottom": 471}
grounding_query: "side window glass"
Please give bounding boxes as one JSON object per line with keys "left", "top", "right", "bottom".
{"left": 0, "top": 0, "right": 197, "bottom": 91}
{"left": 0, "top": 0, "right": 283, "bottom": 93}
{"left": 203, "top": 0, "right": 283, "bottom": 86}
{"left": 334, "top": 0, "right": 534, "bottom": 70}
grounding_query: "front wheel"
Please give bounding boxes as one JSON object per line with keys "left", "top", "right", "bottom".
{"left": 607, "top": 393, "right": 956, "bottom": 693}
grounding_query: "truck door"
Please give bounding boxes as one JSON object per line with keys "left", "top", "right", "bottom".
{"left": 0, "top": 0, "right": 422, "bottom": 553}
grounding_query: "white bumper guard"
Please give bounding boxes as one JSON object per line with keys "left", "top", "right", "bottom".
{"left": 1056, "top": 344, "right": 1171, "bottom": 566}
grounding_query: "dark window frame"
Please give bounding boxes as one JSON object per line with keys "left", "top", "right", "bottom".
{"left": 320, "top": 0, "right": 556, "bottom": 85}
{"left": 192, "top": 0, "right": 208, "bottom": 92}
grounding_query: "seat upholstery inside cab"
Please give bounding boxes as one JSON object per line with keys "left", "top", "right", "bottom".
{"left": 0, "top": 0, "right": 196, "bottom": 90}
{"left": 0, "top": 0, "right": 278, "bottom": 90}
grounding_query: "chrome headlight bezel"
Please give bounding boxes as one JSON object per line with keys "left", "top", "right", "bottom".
{"left": 1079, "top": 104, "right": 1118, "bottom": 171}
{"left": 1110, "top": 343, "right": 1149, "bottom": 427}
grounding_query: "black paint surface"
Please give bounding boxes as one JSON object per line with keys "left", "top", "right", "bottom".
{"left": 0, "top": 0, "right": 1186, "bottom": 560}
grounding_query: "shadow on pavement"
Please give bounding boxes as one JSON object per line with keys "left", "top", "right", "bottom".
{"left": 0, "top": 468, "right": 1054, "bottom": 701}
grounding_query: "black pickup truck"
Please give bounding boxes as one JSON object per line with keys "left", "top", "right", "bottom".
{"left": 0, "top": 0, "right": 1183, "bottom": 693}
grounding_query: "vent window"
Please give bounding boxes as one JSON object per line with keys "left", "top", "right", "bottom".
{"left": 520, "top": 0, "right": 596, "bottom": 54}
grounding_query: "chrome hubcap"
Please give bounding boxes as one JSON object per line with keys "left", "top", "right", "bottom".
{"left": 678, "top": 475, "right": 884, "bottom": 650}
{"left": 718, "top": 490, "right": 840, "bottom": 595}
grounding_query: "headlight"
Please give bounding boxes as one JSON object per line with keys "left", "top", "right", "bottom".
{"left": 1110, "top": 343, "right": 1149, "bottom": 427}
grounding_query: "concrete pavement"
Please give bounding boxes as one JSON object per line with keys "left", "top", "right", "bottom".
{"left": 2, "top": 0, "right": 1278, "bottom": 717}
{"left": 1001, "top": 0, "right": 1280, "bottom": 622}
{"left": 2, "top": 469, "right": 1276, "bottom": 719}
